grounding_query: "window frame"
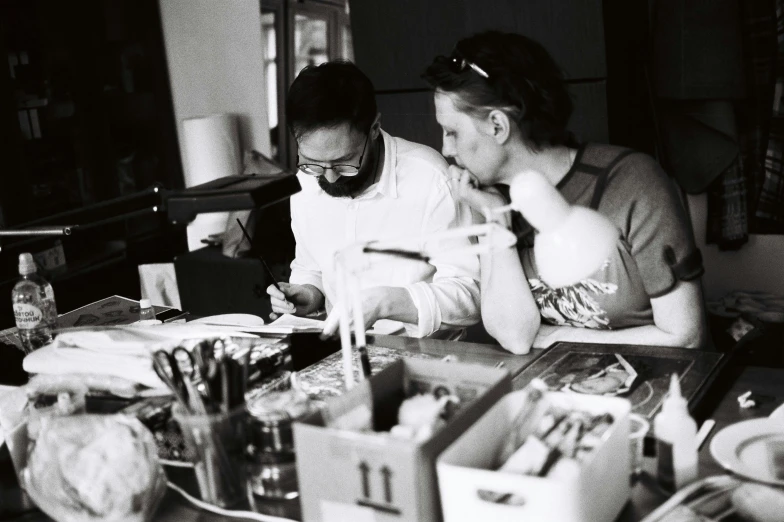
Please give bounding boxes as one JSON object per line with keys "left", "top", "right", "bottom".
{"left": 260, "top": 0, "right": 353, "bottom": 169}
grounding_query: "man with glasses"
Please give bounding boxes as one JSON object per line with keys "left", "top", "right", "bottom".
{"left": 266, "top": 60, "right": 480, "bottom": 337}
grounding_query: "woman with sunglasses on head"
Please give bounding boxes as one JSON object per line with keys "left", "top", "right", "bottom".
{"left": 422, "top": 31, "right": 707, "bottom": 354}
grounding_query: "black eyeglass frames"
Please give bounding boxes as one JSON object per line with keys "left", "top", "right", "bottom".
{"left": 297, "top": 132, "right": 370, "bottom": 177}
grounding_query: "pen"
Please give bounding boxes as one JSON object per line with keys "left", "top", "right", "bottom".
{"left": 236, "top": 218, "right": 282, "bottom": 293}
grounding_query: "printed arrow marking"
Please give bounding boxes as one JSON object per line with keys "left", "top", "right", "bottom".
{"left": 359, "top": 461, "right": 371, "bottom": 498}
{"left": 380, "top": 465, "right": 393, "bottom": 504}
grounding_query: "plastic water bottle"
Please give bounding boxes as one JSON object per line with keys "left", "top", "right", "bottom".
{"left": 12, "top": 253, "right": 58, "bottom": 353}
{"left": 138, "top": 298, "right": 156, "bottom": 321}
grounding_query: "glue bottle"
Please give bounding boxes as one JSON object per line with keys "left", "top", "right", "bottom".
{"left": 655, "top": 373, "right": 697, "bottom": 491}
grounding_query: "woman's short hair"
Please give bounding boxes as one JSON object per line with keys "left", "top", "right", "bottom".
{"left": 286, "top": 60, "right": 377, "bottom": 139}
{"left": 422, "top": 31, "right": 575, "bottom": 149}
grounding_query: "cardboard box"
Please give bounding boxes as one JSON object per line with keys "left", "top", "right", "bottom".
{"left": 294, "top": 358, "right": 512, "bottom": 522}
{"left": 437, "top": 390, "right": 631, "bottom": 522}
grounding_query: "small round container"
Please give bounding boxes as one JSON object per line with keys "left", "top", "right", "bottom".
{"left": 628, "top": 413, "right": 650, "bottom": 477}
{"left": 246, "top": 388, "right": 312, "bottom": 500}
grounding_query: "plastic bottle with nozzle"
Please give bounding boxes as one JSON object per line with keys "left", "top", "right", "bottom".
{"left": 655, "top": 373, "right": 698, "bottom": 491}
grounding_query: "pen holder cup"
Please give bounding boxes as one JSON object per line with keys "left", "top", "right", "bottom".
{"left": 173, "top": 405, "right": 248, "bottom": 508}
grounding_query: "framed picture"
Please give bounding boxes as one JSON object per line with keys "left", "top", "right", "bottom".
{"left": 513, "top": 342, "right": 726, "bottom": 420}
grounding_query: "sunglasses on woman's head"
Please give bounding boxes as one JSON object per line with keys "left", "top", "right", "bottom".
{"left": 449, "top": 48, "right": 489, "bottom": 79}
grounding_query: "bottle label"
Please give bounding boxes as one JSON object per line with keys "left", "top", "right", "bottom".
{"left": 13, "top": 303, "right": 43, "bottom": 329}
{"left": 657, "top": 439, "right": 675, "bottom": 492}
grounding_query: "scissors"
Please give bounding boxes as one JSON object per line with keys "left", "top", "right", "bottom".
{"left": 153, "top": 347, "right": 209, "bottom": 414}
{"left": 173, "top": 346, "right": 211, "bottom": 414}
{"left": 152, "top": 349, "right": 189, "bottom": 408}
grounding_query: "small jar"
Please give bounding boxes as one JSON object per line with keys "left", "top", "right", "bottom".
{"left": 246, "top": 389, "right": 311, "bottom": 500}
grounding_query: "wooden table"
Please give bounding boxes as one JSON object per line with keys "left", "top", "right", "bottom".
{"left": 2, "top": 337, "right": 782, "bottom": 522}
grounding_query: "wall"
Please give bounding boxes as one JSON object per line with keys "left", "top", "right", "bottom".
{"left": 158, "top": 0, "right": 271, "bottom": 170}
{"left": 688, "top": 193, "right": 784, "bottom": 300}
{"left": 350, "top": 0, "right": 609, "bottom": 151}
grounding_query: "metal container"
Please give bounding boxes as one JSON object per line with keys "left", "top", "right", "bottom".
{"left": 246, "top": 388, "right": 311, "bottom": 499}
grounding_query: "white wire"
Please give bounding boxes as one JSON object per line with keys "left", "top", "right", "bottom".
{"left": 166, "top": 481, "right": 297, "bottom": 522}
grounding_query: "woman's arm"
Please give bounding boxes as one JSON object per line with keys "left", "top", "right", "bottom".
{"left": 448, "top": 166, "right": 541, "bottom": 354}
{"left": 533, "top": 279, "right": 708, "bottom": 349}
{"left": 480, "top": 243, "right": 541, "bottom": 354}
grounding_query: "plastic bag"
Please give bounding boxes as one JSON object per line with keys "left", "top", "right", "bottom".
{"left": 22, "top": 414, "right": 166, "bottom": 522}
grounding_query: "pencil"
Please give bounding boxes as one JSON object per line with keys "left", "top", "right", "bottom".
{"left": 236, "top": 218, "right": 282, "bottom": 293}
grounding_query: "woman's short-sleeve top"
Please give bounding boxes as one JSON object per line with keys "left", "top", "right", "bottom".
{"left": 512, "top": 144, "right": 704, "bottom": 329}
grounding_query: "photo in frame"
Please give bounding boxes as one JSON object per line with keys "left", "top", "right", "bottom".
{"left": 513, "top": 342, "right": 725, "bottom": 420}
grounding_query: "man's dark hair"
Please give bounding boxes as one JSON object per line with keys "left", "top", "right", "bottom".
{"left": 422, "top": 31, "right": 575, "bottom": 149}
{"left": 286, "top": 60, "right": 378, "bottom": 139}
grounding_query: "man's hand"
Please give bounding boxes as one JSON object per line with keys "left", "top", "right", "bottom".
{"left": 266, "top": 283, "right": 324, "bottom": 316}
{"left": 321, "top": 287, "right": 390, "bottom": 337}
{"left": 447, "top": 165, "right": 509, "bottom": 226}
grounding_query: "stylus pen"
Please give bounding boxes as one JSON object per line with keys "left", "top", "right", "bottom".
{"left": 236, "top": 218, "right": 282, "bottom": 293}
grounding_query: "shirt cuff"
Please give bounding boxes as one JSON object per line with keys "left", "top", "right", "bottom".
{"left": 289, "top": 271, "right": 325, "bottom": 296}
{"left": 404, "top": 282, "right": 441, "bottom": 338}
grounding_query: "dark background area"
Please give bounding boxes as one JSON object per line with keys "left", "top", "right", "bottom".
{"left": 0, "top": 0, "right": 187, "bottom": 330}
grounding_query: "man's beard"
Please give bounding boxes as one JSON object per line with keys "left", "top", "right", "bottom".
{"left": 317, "top": 161, "right": 375, "bottom": 198}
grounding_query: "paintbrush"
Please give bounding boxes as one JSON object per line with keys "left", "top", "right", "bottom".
{"left": 236, "top": 218, "right": 282, "bottom": 293}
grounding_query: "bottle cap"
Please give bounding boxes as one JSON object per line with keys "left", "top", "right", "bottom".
{"left": 663, "top": 373, "right": 688, "bottom": 412}
{"left": 18, "top": 253, "right": 37, "bottom": 275}
{"left": 139, "top": 298, "right": 151, "bottom": 309}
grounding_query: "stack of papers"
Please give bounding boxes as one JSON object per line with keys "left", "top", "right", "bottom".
{"left": 22, "top": 324, "right": 257, "bottom": 389}
{"left": 190, "top": 313, "right": 324, "bottom": 334}
{"left": 190, "top": 314, "right": 405, "bottom": 336}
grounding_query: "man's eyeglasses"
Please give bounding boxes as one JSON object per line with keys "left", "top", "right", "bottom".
{"left": 449, "top": 48, "right": 489, "bottom": 79}
{"left": 297, "top": 132, "right": 370, "bottom": 176}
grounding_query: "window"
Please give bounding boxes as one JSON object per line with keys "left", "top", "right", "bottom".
{"left": 261, "top": 0, "right": 354, "bottom": 167}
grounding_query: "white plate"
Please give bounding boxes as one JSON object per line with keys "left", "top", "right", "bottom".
{"left": 710, "top": 418, "right": 784, "bottom": 486}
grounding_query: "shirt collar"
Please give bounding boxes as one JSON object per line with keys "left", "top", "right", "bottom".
{"left": 360, "top": 129, "right": 398, "bottom": 200}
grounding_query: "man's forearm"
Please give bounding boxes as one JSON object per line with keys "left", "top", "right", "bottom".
{"left": 371, "top": 286, "right": 418, "bottom": 324}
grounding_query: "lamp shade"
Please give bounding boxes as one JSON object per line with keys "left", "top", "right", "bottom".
{"left": 509, "top": 170, "right": 618, "bottom": 288}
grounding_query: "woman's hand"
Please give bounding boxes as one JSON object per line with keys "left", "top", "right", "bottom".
{"left": 447, "top": 165, "right": 510, "bottom": 226}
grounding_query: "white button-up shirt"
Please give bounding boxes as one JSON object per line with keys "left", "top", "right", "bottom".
{"left": 289, "top": 130, "right": 480, "bottom": 337}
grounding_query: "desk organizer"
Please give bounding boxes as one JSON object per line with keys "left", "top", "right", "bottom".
{"left": 437, "top": 390, "right": 631, "bottom": 522}
{"left": 294, "top": 358, "right": 511, "bottom": 522}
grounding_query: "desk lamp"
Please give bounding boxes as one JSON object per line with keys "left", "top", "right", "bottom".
{"left": 334, "top": 169, "right": 618, "bottom": 389}
{"left": 0, "top": 172, "right": 300, "bottom": 251}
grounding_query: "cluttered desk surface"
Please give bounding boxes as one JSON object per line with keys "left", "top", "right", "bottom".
{"left": 1, "top": 299, "right": 783, "bottom": 522}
